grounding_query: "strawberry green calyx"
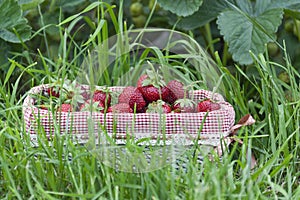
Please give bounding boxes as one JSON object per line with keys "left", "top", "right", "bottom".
{"left": 142, "top": 61, "right": 166, "bottom": 89}
{"left": 65, "top": 80, "right": 85, "bottom": 107}
{"left": 47, "top": 87, "right": 60, "bottom": 98}
{"left": 142, "top": 69, "right": 166, "bottom": 89}
{"left": 146, "top": 100, "right": 171, "bottom": 114}
{"left": 173, "top": 98, "right": 196, "bottom": 113}
{"left": 137, "top": 74, "right": 148, "bottom": 88}
{"left": 48, "top": 79, "right": 85, "bottom": 108}
{"left": 80, "top": 100, "right": 104, "bottom": 112}
{"left": 138, "top": 63, "right": 168, "bottom": 103}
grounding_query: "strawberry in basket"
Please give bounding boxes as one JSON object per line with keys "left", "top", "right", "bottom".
{"left": 136, "top": 70, "right": 187, "bottom": 105}
{"left": 92, "top": 88, "right": 112, "bottom": 108}
{"left": 197, "top": 99, "right": 221, "bottom": 112}
{"left": 165, "top": 80, "right": 186, "bottom": 103}
{"left": 129, "top": 88, "right": 147, "bottom": 113}
{"left": 172, "top": 98, "right": 196, "bottom": 113}
{"left": 46, "top": 86, "right": 61, "bottom": 98}
{"left": 107, "top": 103, "right": 133, "bottom": 113}
{"left": 57, "top": 103, "right": 73, "bottom": 112}
{"left": 118, "top": 86, "right": 136, "bottom": 104}
{"left": 24, "top": 79, "right": 236, "bottom": 140}
{"left": 146, "top": 100, "right": 172, "bottom": 114}
{"left": 79, "top": 100, "right": 105, "bottom": 112}
{"left": 33, "top": 79, "right": 89, "bottom": 112}
{"left": 137, "top": 69, "right": 166, "bottom": 103}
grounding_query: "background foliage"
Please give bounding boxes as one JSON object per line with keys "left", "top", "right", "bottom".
{"left": 2, "top": 0, "right": 300, "bottom": 86}
{"left": 0, "top": 0, "right": 299, "bottom": 198}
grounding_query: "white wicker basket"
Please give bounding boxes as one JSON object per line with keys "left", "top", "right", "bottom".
{"left": 23, "top": 84, "right": 235, "bottom": 147}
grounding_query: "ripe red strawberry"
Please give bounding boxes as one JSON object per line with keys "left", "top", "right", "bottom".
{"left": 129, "top": 89, "right": 147, "bottom": 113}
{"left": 58, "top": 103, "right": 72, "bottom": 112}
{"left": 93, "top": 89, "right": 111, "bottom": 107}
{"left": 173, "top": 99, "right": 195, "bottom": 113}
{"left": 137, "top": 69, "right": 166, "bottom": 103}
{"left": 146, "top": 100, "right": 172, "bottom": 114}
{"left": 47, "top": 87, "right": 60, "bottom": 98}
{"left": 166, "top": 80, "right": 186, "bottom": 100}
{"left": 118, "top": 86, "right": 136, "bottom": 104}
{"left": 161, "top": 86, "right": 177, "bottom": 105}
{"left": 138, "top": 85, "right": 160, "bottom": 103}
{"left": 80, "top": 100, "right": 104, "bottom": 112}
{"left": 137, "top": 74, "right": 148, "bottom": 88}
{"left": 162, "top": 104, "right": 172, "bottom": 113}
{"left": 107, "top": 103, "right": 133, "bottom": 113}
{"left": 197, "top": 99, "right": 221, "bottom": 112}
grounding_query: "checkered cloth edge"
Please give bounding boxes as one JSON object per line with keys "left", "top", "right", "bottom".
{"left": 23, "top": 84, "right": 235, "bottom": 146}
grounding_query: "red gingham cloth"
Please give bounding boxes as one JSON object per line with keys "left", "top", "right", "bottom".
{"left": 23, "top": 85, "right": 235, "bottom": 146}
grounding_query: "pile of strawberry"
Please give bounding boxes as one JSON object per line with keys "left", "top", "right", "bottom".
{"left": 36, "top": 72, "right": 221, "bottom": 114}
{"left": 117, "top": 79, "right": 179, "bottom": 114}
{"left": 117, "top": 73, "right": 221, "bottom": 114}
{"left": 37, "top": 80, "right": 113, "bottom": 113}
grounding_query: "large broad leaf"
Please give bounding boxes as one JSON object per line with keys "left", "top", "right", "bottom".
{"left": 177, "top": 0, "right": 300, "bottom": 30}
{"left": 217, "top": 6, "right": 283, "bottom": 65}
{"left": 0, "top": 18, "right": 31, "bottom": 43}
{"left": 270, "top": 0, "right": 300, "bottom": 19}
{"left": 176, "top": 0, "right": 230, "bottom": 30}
{"left": 176, "top": 0, "right": 300, "bottom": 65}
{"left": 0, "top": 0, "right": 32, "bottom": 43}
{"left": 270, "top": 0, "right": 300, "bottom": 10}
{"left": 0, "top": 0, "right": 22, "bottom": 29}
{"left": 157, "top": 0, "right": 203, "bottom": 17}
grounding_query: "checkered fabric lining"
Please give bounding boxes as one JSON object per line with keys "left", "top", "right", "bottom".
{"left": 23, "top": 85, "right": 235, "bottom": 146}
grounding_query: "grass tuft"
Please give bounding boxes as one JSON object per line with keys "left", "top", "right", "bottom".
{"left": 0, "top": 1, "right": 299, "bottom": 199}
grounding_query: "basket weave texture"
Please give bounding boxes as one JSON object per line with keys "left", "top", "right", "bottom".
{"left": 23, "top": 85, "right": 235, "bottom": 146}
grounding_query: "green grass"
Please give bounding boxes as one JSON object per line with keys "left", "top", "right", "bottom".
{"left": 0, "top": 1, "right": 299, "bottom": 199}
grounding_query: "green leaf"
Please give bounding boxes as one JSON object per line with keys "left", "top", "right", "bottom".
{"left": 253, "top": 0, "right": 271, "bottom": 15}
{"left": 19, "top": 0, "right": 45, "bottom": 11}
{"left": 0, "top": 0, "right": 32, "bottom": 43}
{"left": 269, "top": 0, "right": 300, "bottom": 10}
{"left": 177, "top": 0, "right": 300, "bottom": 30}
{"left": 285, "top": 9, "right": 300, "bottom": 20}
{"left": 59, "top": 2, "right": 105, "bottom": 26}
{"left": 0, "top": 0, "right": 22, "bottom": 29}
{"left": 0, "top": 18, "right": 32, "bottom": 43}
{"left": 176, "top": 0, "right": 232, "bottom": 30}
{"left": 0, "top": 39, "right": 10, "bottom": 66}
{"left": 157, "top": 0, "right": 203, "bottom": 17}
{"left": 3, "top": 61, "right": 16, "bottom": 87}
{"left": 83, "top": 19, "right": 106, "bottom": 46}
{"left": 217, "top": 4, "right": 283, "bottom": 65}
{"left": 236, "top": 0, "right": 253, "bottom": 14}
{"left": 271, "top": 0, "right": 300, "bottom": 20}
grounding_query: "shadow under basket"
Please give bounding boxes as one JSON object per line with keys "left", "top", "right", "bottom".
{"left": 23, "top": 84, "right": 237, "bottom": 171}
